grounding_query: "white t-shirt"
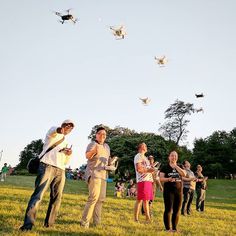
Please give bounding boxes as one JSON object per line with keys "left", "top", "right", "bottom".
{"left": 134, "top": 153, "right": 153, "bottom": 183}
{"left": 40, "top": 127, "right": 71, "bottom": 170}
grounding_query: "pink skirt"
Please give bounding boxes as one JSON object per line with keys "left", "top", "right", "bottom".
{"left": 137, "top": 181, "right": 153, "bottom": 200}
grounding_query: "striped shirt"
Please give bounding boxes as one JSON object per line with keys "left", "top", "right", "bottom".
{"left": 134, "top": 153, "right": 153, "bottom": 183}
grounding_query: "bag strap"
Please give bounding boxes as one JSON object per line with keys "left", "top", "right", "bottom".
{"left": 39, "top": 136, "right": 65, "bottom": 160}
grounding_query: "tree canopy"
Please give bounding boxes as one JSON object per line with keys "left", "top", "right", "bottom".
{"left": 16, "top": 139, "right": 43, "bottom": 170}
{"left": 159, "top": 100, "right": 195, "bottom": 145}
{"left": 88, "top": 124, "right": 191, "bottom": 180}
{"left": 191, "top": 129, "right": 236, "bottom": 178}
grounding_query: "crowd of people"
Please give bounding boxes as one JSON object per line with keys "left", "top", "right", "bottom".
{"left": 134, "top": 144, "right": 208, "bottom": 233}
{"left": 17, "top": 120, "right": 208, "bottom": 233}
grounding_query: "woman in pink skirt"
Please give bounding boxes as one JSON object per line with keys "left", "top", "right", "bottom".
{"left": 134, "top": 143, "right": 155, "bottom": 222}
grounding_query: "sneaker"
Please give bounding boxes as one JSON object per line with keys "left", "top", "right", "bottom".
{"left": 19, "top": 224, "right": 33, "bottom": 231}
{"left": 44, "top": 223, "right": 53, "bottom": 228}
{"left": 80, "top": 221, "right": 89, "bottom": 228}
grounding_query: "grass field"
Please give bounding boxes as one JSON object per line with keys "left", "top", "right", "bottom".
{"left": 0, "top": 176, "right": 236, "bottom": 236}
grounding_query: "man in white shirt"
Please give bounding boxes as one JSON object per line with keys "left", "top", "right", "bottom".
{"left": 20, "top": 120, "right": 74, "bottom": 231}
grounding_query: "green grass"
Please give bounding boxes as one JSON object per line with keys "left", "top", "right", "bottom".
{"left": 0, "top": 176, "right": 236, "bottom": 235}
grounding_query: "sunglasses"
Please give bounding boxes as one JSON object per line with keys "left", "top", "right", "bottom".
{"left": 65, "top": 124, "right": 74, "bottom": 128}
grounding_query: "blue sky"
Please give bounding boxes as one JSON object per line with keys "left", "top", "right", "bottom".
{"left": 0, "top": 0, "right": 235, "bottom": 169}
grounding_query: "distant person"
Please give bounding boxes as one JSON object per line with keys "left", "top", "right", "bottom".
{"left": 195, "top": 164, "right": 208, "bottom": 212}
{"left": 127, "top": 179, "right": 137, "bottom": 197}
{"left": 80, "top": 127, "right": 115, "bottom": 228}
{"left": 160, "top": 151, "right": 186, "bottom": 232}
{"left": 114, "top": 181, "right": 122, "bottom": 197}
{"left": 1, "top": 163, "right": 9, "bottom": 181}
{"left": 114, "top": 181, "right": 126, "bottom": 197}
{"left": 134, "top": 143, "right": 155, "bottom": 223}
{"left": 19, "top": 120, "right": 74, "bottom": 231}
{"left": 181, "top": 160, "right": 196, "bottom": 215}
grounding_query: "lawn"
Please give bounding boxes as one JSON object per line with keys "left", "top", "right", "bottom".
{"left": 0, "top": 176, "right": 236, "bottom": 235}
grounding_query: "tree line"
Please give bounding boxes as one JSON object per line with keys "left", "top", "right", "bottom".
{"left": 15, "top": 126, "right": 236, "bottom": 179}
{"left": 15, "top": 100, "right": 236, "bottom": 179}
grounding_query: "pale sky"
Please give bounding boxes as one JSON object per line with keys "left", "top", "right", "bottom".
{"left": 0, "top": 0, "right": 235, "bottom": 169}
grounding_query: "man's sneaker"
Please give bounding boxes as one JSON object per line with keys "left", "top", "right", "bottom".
{"left": 80, "top": 221, "right": 89, "bottom": 228}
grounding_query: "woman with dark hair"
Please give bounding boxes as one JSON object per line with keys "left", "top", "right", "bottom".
{"left": 160, "top": 151, "right": 186, "bottom": 232}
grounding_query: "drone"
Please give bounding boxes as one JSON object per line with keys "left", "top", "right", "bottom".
{"left": 195, "top": 93, "right": 204, "bottom": 98}
{"left": 110, "top": 25, "right": 126, "bottom": 39}
{"left": 195, "top": 108, "right": 204, "bottom": 113}
{"left": 139, "top": 97, "right": 151, "bottom": 105}
{"left": 54, "top": 9, "right": 78, "bottom": 24}
{"left": 154, "top": 56, "right": 168, "bottom": 67}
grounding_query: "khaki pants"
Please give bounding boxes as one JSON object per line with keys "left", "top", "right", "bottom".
{"left": 81, "top": 177, "right": 107, "bottom": 225}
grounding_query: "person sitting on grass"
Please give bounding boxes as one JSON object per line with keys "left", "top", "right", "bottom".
{"left": 115, "top": 181, "right": 126, "bottom": 197}
{"left": 127, "top": 179, "right": 137, "bottom": 197}
{"left": 115, "top": 181, "right": 122, "bottom": 197}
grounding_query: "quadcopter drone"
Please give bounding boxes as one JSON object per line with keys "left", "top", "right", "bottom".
{"left": 195, "top": 107, "right": 204, "bottom": 113}
{"left": 110, "top": 25, "right": 126, "bottom": 39}
{"left": 105, "top": 156, "right": 119, "bottom": 172}
{"left": 195, "top": 93, "right": 204, "bottom": 98}
{"left": 54, "top": 9, "right": 78, "bottom": 24}
{"left": 154, "top": 56, "right": 168, "bottom": 67}
{"left": 139, "top": 97, "right": 151, "bottom": 105}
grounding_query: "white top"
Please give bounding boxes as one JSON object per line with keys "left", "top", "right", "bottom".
{"left": 134, "top": 153, "right": 153, "bottom": 183}
{"left": 40, "top": 127, "right": 71, "bottom": 170}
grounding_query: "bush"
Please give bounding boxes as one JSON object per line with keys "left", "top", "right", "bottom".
{"left": 11, "top": 168, "right": 36, "bottom": 176}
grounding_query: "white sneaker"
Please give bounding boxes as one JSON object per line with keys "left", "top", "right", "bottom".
{"left": 80, "top": 221, "right": 89, "bottom": 228}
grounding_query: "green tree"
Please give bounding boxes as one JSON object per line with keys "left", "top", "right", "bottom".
{"left": 88, "top": 125, "right": 191, "bottom": 179}
{"left": 88, "top": 124, "right": 137, "bottom": 142}
{"left": 16, "top": 139, "right": 43, "bottom": 170}
{"left": 159, "top": 100, "right": 195, "bottom": 145}
{"left": 192, "top": 129, "right": 236, "bottom": 178}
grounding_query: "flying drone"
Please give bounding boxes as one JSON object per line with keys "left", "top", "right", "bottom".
{"left": 110, "top": 25, "right": 126, "bottom": 39}
{"left": 139, "top": 97, "right": 151, "bottom": 105}
{"left": 195, "top": 107, "right": 204, "bottom": 113}
{"left": 54, "top": 9, "right": 78, "bottom": 24}
{"left": 154, "top": 56, "right": 168, "bottom": 67}
{"left": 195, "top": 93, "right": 204, "bottom": 98}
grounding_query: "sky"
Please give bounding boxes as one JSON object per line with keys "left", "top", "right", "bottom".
{"left": 0, "top": 0, "right": 236, "bottom": 169}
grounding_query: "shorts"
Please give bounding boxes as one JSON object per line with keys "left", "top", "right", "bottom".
{"left": 137, "top": 181, "right": 153, "bottom": 200}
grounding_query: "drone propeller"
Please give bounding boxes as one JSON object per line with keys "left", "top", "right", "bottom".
{"left": 72, "top": 18, "right": 78, "bottom": 24}
{"left": 54, "top": 11, "right": 62, "bottom": 17}
{"left": 66, "top": 8, "right": 72, "bottom": 14}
